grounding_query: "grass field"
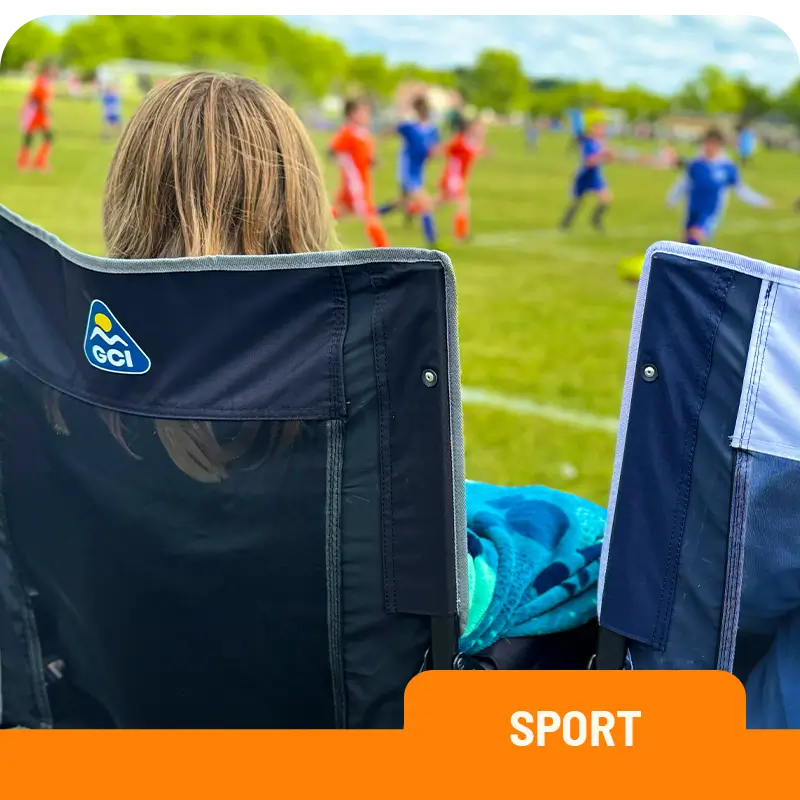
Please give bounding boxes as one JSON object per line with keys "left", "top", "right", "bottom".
{"left": 2, "top": 87, "right": 800, "bottom": 505}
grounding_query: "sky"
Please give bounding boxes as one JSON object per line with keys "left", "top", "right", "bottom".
{"left": 41, "top": 15, "right": 800, "bottom": 94}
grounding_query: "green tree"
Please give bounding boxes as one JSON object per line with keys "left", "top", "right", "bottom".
{"left": 468, "top": 49, "right": 528, "bottom": 113}
{"left": 675, "top": 65, "right": 743, "bottom": 114}
{"left": 60, "top": 16, "right": 126, "bottom": 70}
{"left": 1, "top": 19, "right": 60, "bottom": 71}
{"left": 281, "top": 30, "right": 347, "bottom": 99}
{"left": 611, "top": 84, "right": 669, "bottom": 122}
{"left": 735, "top": 77, "right": 773, "bottom": 124}
{"left": 777, "top": 77, "right": 800, "bottom": 131}
{"left": 347, "top": 53, "right": 396, "bottom": 99}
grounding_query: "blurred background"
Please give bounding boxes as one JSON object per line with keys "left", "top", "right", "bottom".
{"left": 2, "top": 15, "right": 799, "bottom": 504}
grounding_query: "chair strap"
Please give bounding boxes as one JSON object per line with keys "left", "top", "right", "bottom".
{"left": 430, "top": 614, "right": 459, "bottom": 670}
{"left": 594, "top": 626, "right": 628, "bottom": 670}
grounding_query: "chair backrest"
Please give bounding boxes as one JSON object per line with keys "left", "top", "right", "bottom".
{"left": 0, "top": 205, "right": 467, "bottom": 730}
{"left": 598, "top": 241, "right": 800, "bottom": 727}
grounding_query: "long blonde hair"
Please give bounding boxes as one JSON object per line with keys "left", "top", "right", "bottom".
{"left": 47, "top": 72, "right": 338, "bottom": 483}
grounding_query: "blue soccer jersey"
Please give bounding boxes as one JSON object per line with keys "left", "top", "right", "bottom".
{"left": 397, "top": 120, "right": 439, "bottom": 191}
{"left": 572, "top": 135, "right": 606, "bottom": 197}
{"left": 739, "top": 129, "right": 756, "bottom": 158}
{"left": 667, "top": 155, "right": 769, "bottom": 236}
{"left": 568, "top": 108, "right": 584, "bottom": 137}
{"left": 102, "top": 90, "right": 121, "bottom": 122}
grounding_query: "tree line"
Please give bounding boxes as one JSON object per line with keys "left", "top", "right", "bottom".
{"left": 2, "top": 15, "right": 799, "bottom": 128}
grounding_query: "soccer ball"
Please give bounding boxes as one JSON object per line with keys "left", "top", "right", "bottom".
{"left": 617, "top": 253, "right": 644, "bottom": 283}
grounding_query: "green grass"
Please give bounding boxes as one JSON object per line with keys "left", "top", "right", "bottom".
{"left": 3, "top": 87, "right": 799, "bottom": 504}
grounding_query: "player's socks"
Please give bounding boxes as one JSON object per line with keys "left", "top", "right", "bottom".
{"left": 559, "top": 201, "right": 580, "bottom": 230}
{"left": 16, "top": 147, "right": 30, "bottom": 170}
{"left": 367, "top": 220, "right": 390, "bottom": 248}
{"left": 591, "top": 203, "right": 609, "bottom": 231}
{"left": 32, "top": 141, "right": 51, "bottom": 171}
{"left": 454, "top": 211, "right": 470, "bottom": 240}
{"left": 421, "top": 213, "right": 437, "bottom": 246}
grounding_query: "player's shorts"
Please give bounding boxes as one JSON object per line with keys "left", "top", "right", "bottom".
{"left": 400, "top": 168, "right": 425, "bottom": 194}
{"left": 335, "top": 181, "right": 375, "bottom": 217}
{"left": 685, "top": 209, "right": 719, "bottom": 239}
{"left": 21, "top": 110, "right": 50, "bottom": 135}
{"left": 572, "top": 168, "right": 606, "bottom": 198}
{"left": 439, "top": 171, "right": 466, "bottom": 201}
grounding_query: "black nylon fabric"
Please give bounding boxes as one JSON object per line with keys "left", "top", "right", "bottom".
{"left": 0, "top": 214, "right": 459, "bottom": 729}
{"left": 0, "top": 215, "right": 347, "bottom": 420}
{"left": 1, "top": 361, "right": 335, "bottom": 729}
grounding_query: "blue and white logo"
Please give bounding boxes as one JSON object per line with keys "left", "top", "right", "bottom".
{"left": 84, "top": 299, "right": 151, "bottom": 374}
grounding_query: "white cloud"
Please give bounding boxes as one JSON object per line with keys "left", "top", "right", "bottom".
{"left": 284, "top": 14, "right": 799, "bottom": 93}
{"left": 41, "top": 15, "right": 800, "bottom": 93}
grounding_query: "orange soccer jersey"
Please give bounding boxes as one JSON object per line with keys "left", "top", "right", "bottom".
{"left": 21, "top": 76, "right": 52, "bottom": 133}
{"left": 330, "top": 123, "right": 376, "bottom": 217}
{"left": 439, "top": 133, "right": 481, "bottom": 199}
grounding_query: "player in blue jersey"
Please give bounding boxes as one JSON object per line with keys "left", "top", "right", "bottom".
{"left": 737, "top": 124, "right": 756, "bottom": 167}
{"left": 559, "top": 112, "right": 614, "bottom": 232}
{"left": 525, "top": 110, "right": 538, "bottom": 151}
{"left": 566, "top": 107, "right": 583, "bottom": 150}
{"left": 378, "top": 95, "right": 440, "bottom": 246}
{"left": 666, "top": 127, "right": 771, "bottom": 246}
{"left": 101, "top": 82, "right": 123, "bottom": 139}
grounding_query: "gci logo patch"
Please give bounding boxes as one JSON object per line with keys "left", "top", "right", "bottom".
{"left": 84, "top": 299, "right": 151, "bottom": 374}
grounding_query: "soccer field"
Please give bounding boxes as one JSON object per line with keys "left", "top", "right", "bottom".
{"left": 2, "top": 87, "right": 800, "bottom": 505}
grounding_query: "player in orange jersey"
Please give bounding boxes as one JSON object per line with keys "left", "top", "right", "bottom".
{"left": 436, "top": 115, "right": 486, "bottom": 242}
{"left": 329, "top": 98, "right": 390, "bottom": 248}
{"left": 17, "top": 61, "right": 58, "bottom": 172}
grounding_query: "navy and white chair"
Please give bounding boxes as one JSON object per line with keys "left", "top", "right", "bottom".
{"left": 598, "top": 242, "right": 800, "bottom": 729}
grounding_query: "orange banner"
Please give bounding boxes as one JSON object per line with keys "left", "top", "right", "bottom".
{"left": 0, "top": 671, "right": 794, "bottom": 798}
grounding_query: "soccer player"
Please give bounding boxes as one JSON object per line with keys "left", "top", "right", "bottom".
{"left": 525, "top": 110, "right": 538, "bottom": 151}
{"left": 329, "top": 98, "right": 390, "bottom": 248}
{"left": 566, "top": 107, "right": 584, "bottom": 150}
{"left": 667, "top": 127, "right": 771, "bottom": 246}
{"left": 379, "top": 95, "right": 440, "bottom": 247}
{"left": 737, "top": 123, "right": 756, "bottom": 167}
{"left": 17, "top": 61, "right": 57, "bottom": 172}
{"left": 101, "top": 82, "right": 123, "bottom": 139}
{"left": 436, "top": 115, "right": 486, "bottom": 242}
{"left": 559, "top": 112, "right": 614, "bottom": 232}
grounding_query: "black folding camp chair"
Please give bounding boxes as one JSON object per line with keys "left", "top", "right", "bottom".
{"left": 597, "top": 241, "right": 800, "bottom": 729}
{"left": 0, "top": 204, "right": 472, "bottom": 730}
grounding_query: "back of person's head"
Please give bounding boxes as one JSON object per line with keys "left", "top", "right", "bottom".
{"left": 343, "top": 96, "right": 370, "bottom": 126}
{"left": 47, "top": 71, "right": 337, "bottom": 483}
{"left": 344, "top": 98, "right": 359, "bottom": 119}
{"left": 412, "top": 94, "right": 431, "bottom": 120}
{"left": 105, "top": 71, "right": 334, "bottom": 258}
{"left": 451, "top": 113, "right": 467, "bottom": 134}
{"left": 703, "top": 126, "right": 726, "bottom": 145}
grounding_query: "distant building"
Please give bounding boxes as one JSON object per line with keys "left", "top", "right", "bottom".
{"left": 657, "top": 111, "right": 736, "bottom": 142}
{"left": 96, "top": 60, "right": 191, "bottom": 96}
{"left": 394, "top": 81, "right": 463, "bottom": 117}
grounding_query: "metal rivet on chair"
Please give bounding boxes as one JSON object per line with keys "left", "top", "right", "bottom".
{"left": 422, "top": 369, "right": 438, "bottom": 387}
{"left": 642, "top": 364, "right": 658, "bottom": 382}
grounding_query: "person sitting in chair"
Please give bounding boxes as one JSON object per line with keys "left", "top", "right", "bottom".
{"left": 18, "top": 73, "right": 605, "bottom": 727}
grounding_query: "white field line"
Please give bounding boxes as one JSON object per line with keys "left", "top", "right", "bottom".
{"left": 461, "top": 386, "right": 619, "bottom": 434}
{"left": 472, "top": 216, "right": 800, "bottom": 250}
